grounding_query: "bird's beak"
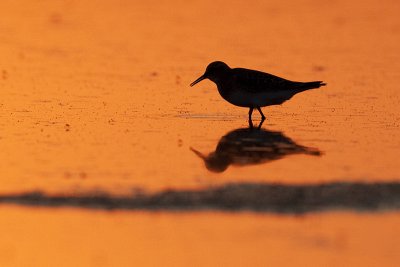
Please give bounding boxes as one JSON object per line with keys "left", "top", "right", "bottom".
{"left": 190, "top": 75, "right": 206, "bottom": 87}
{"left": 190, "top": 147, "right": 206, "bottom": 160}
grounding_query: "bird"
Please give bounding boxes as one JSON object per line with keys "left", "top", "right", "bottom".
{"left": 190, "top": 124, "right": 322, "bottom": 173}
{"left": 190, "top": 61, "right": 326, "bottom": 122}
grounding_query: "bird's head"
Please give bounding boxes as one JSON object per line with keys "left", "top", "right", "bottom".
{"left": 190, "top": 147, "right": 230, "bottom": 173}
{"left": 190, "top": 61, "right": 231, "bottom": 86}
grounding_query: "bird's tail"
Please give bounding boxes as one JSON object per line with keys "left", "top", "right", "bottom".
{"left": 298, "top": 81, "right": 326, "bottom": 90}
{"left": 303, "top": 147, "right": 323, "bottom": 156}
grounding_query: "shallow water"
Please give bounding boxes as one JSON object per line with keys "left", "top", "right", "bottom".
{"left": 0, "top": 207, "right": 399, "bottom": 267}
{"left": 0, "top": 0, "right": 399, "bottom": 265}
{"left": 1, "top": 0, "right": 399, "bottom": 195}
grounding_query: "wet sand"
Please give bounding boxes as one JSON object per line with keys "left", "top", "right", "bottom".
{"left": 0, "top": 0, "right": 400, "bottom": 266}
{"left": 0, "top": 0, "right": 399, "bottom": 194}
{"left": 1, "top": 182, "right": 400, "bottom": 213}
{"left": 0, "top": 207, "right": 399, "bottom": 267}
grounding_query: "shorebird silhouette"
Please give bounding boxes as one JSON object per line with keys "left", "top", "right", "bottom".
{"left": 190, "top": 61, "right": 326, "bottom": 122}
{"left": 190, "top": 121, "right": 322, "bottom": 173}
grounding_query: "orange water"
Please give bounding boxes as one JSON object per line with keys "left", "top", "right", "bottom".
{"left": 1, "top": 0, "right": 400, "bottom": 194}
{"left": 0, "top": 0, "right": 399, "bottom": 265}
{"left": 0, "top": 207, "right": 399, "bottom": 267}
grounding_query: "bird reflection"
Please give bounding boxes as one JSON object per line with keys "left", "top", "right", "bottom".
{"left": 191, "top": 121, "right": 322, "bottom": 173}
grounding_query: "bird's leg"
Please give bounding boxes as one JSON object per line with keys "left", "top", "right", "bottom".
{"left": 248, "top": 119, "right": 254, "bottom": 129}
{"left": 257, "top": 107, "right": 266, "bottom": 121}
{"left": 257, "top": 119, "right": 264, "bottom": 130}
{"left": 248, "top": 107, "right": 254, "bottom": 121}
{"left": 248, "top": 108, "right": 254, "bottom": 128}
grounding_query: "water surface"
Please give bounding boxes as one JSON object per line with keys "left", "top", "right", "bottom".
{"left": 0, "top": 0, "right": 399, "bottom": 266}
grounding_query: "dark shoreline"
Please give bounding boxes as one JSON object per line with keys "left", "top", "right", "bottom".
{"left": 1, "top": 182, "right": 399, "bottom": 213}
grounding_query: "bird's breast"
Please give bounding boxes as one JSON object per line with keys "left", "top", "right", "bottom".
{"left": 217, "top": 84, "right": 296, "bottom": 108}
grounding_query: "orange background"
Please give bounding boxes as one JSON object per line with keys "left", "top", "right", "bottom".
{"left": 0, "top": 0, "right": 399, "bottom": 266}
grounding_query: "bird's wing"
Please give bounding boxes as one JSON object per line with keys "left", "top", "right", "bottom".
{"left": 232, "top": 68, "right": 300, "bottom": 93}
